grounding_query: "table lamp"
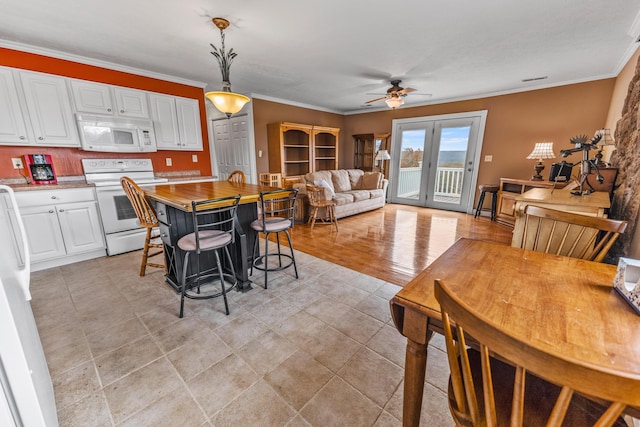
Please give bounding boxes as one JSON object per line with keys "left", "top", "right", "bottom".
{"left": 593, "top": 128, "right": 615, "bottom": 167}
{"left": 375, "top": 149, "right": 391, "bottom": 176}
{"left": 526, "top": 142, "right": 556, "bottom": 181}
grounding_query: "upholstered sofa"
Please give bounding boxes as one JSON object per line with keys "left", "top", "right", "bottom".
{"left": 294, "top": 169, "right": 388, "bottom": 219}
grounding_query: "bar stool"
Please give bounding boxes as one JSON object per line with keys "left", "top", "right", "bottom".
{"left": 177, "top": 195, "right": 241, "bottom": 318}
{"left": 250, "top": 188, "right": 299, "bottom": 289}
{"left": 474, "top": 184, "right": 499, "bottom": 220}
{"left": 120, "top": 177, "right": 165, "bottom": 276}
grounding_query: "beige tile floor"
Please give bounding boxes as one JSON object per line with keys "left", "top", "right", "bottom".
{"left": 30, "top": 248, "right": 454, "bottom": 426}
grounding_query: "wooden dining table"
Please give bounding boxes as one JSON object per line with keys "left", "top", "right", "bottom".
{"left": 144, "top": 180, "right": 272, "bottom": 292}
{"left": 390, "top": 238, "right": 640, "bottom": 427}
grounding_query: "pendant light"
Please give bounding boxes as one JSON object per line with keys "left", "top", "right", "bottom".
{"left": 204, "top": 17, "right": 250, "bottom": 118}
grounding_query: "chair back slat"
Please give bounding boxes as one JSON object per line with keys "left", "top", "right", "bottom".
{"left": 227, "top": 170, "right": 246, "bottom": 184}
{"left": 120, "top": 176, "right": 159, "bottom": 227}
{"left": 435, "top": 279, "right": 632, "bottom": 427}
{"left": 517, "top": 205, "right": 627, "bottom": 262}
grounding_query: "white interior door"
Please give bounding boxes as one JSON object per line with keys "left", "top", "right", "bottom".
{"left": 212, "top": 115, "right": 255, "bottom": 183}
{"left": 389, "top": 111, "right": 487, "bottom": 213}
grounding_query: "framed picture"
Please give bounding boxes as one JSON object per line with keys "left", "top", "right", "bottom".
{"left": 613, "top": 257, "right": 640, "bottom": 315}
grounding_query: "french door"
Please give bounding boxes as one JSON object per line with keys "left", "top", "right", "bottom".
{"left": 388, "top": 111, "right": 487, "bottom": 213}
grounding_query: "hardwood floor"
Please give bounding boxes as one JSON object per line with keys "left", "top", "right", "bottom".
{"left": 289, "top": 203, "right": 514, "bottom": 286}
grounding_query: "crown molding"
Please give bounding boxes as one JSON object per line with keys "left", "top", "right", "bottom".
{"left": 250, "top": 93, "right": 343, "bottom": 115}
{"left": 0, "top": 39, "right": 207, "bottom": 88}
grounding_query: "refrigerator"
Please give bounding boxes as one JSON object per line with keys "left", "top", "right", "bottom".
{"left": 0, "top": 185, "right": 58, "bottom": 426}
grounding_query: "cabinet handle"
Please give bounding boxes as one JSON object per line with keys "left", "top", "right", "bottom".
{"left": 38, "top": 136, "right": 44, "bottom": 140}
{"left": 120, "top": 110, "right": 125, "bottom": 113}
{"left": 48, "top": 209, "right": 54, "bottom": 213}
{"left": 19, "top": 136, "right": 25, "bottom": 140}
{"left": 161, "top": 233, "right": 167, "bottom": 238}
{"left": 58, "top": 209, "right": 64, "bottom": 212}
{"left": 51, "top": 196, "right": 57, "bottom": 199}
{"left": 107, "top": 108, "right": 112, "bottom": 112}
{"left": 158, "top": 211, "right": 164, "bottom": 216}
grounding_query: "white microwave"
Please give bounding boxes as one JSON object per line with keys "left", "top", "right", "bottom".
{"left": 76, "top": 114, "right": 158, "bottom": 152}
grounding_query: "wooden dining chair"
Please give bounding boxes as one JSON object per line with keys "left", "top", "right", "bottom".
{"left": 513, "top": 205, "right": 627, "bottom": 262}
{"left": 306, "top": 184, "right": 338, "bottom": 231}
{"left": 227, "top": 170, "right": 246, "bottom": 184}
{"left": 434, "top": 279, "right": 634, "bottom": 427}
{"left": 120, "top": 177, "right": 165, "bottom": 276}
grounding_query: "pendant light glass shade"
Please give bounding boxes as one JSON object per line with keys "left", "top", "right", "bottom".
{"left": 204, "top": 91, "right": 250, "bottom": 117}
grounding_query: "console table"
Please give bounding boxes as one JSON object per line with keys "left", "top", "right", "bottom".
{"left": 496, "top": 178, "right": 567, "bottom": 226}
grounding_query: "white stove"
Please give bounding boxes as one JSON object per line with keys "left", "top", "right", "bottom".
{"left": 82, "top": 159, "right": 168, "bottom": 255}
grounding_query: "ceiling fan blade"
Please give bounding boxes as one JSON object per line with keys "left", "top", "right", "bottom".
{"left": 364, "top": 95, "right": 389, "bottom": 104}
{"left": 397, "top": 87, "right": 417, "bottom": 95}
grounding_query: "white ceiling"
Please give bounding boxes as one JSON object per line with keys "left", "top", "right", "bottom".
{"left": 1, "top": 0, "right": 640, "bottom": 114}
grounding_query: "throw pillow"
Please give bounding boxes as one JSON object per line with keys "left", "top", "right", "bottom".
{"left": 314, "top": 179, "right": 335, "bottom": 199}
{"left": 362, "top": 172, "right": 382, "bottom": 190}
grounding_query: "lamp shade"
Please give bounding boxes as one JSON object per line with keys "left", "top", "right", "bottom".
{"left": 205, "top": 91, "right": 250, "bottom": 117}
{"left": 596, "top": 128, "right": 615, "bottom": 146}
{"left": 385, "top": 97, "right": 404, "bottom": 109}
{"left": 375, "top": 149, "right": 391, "bottom": 161}
{"left": 526, "top": 142, "right": 555, "bottom": 161}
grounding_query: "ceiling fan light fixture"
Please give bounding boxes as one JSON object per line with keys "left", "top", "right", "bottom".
{"left": 206, "top": 17, "right": 250, "bottom": 118}
{"left": 385, "top": 96, "right": 404, "bottom": 109}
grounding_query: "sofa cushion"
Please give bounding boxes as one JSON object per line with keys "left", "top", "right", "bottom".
{"left": 347, "top": 190, "right": 371, "bottom": 202}
{"left": 333, "top": 192, "right": 354, "bottom": 206}
{"left": 331, "top": 170, "right": 351, "bottom": 192}
{"left": 362, "top": 172, "right": 383, "bottom": 190}
{"left": 369, "top": 188, "right": 385, "bottom": 199}
{"left": 347, "top": 169, "right": 365, "bottom": 190}
{"left": 305, "top": 171, "right": 333, "bottom": 189}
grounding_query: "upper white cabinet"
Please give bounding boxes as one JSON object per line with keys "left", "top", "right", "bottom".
{"left": 71, "top": 80, "right": 149, "bottom": 118}
{"left": 113, "top": 87, "right": 149, "bottom": 118}
{"left": 150, "top": 93, "right": 202, "bottom": 151}
{"left": 19, "top": 70, "right": 79, "bottom": 147}
{"left": 176, "top": 97, "right": 203, "bottom": 150}
{"left": 0, "top": 67, "right": 30, "bottom": 145}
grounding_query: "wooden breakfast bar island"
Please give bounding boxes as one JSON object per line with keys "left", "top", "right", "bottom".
{"left": 144, "top": 180, "right": 269, "bottom": 292}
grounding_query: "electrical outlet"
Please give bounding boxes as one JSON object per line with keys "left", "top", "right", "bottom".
{"left": 191, "top": 154, "right": 198, "bottom": 163}
{"left": 165, "top": 158, "right": 172, "bottom": 166}
{"left": 11, "top": 158, "right": 23, "bottom": 169}
{"left": 484, "top": 155, "right": 493, "bottom": 162}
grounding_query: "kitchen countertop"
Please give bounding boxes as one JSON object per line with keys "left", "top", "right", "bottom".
{"left": 0, "top": 176, "right": 94, "bottom": 192}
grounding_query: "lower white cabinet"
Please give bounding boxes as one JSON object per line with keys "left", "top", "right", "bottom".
{"left": 13, "top": 188, "right": 105, "bottom": 268}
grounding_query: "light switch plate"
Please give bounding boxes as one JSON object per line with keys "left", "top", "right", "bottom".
{"left": 165, "top": 158, "right": 172, "bottom": 166}
{"left": 192, "top": 154, "right": 198, "bottom": 162}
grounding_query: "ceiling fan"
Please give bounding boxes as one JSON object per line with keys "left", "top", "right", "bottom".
{"left": 364, "top": 80, "right": 418, "bottom": 109}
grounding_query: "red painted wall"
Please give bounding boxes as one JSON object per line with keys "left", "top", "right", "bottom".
{"left": 0, "top": 47, "right": 211, "bottom": 179}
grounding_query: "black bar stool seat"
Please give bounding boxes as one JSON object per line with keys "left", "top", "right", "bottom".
{"left": 474, "top": 184, "right": 499, "bottom": 220}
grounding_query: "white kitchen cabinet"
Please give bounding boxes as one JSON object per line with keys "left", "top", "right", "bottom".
{"left": 176, "top": 97, "right": 203, "bottom": 150}
{"left": 0, "top": 67, "right": 30, "bottom": 145}
{"left": 14, "top": 188, "right": 105, "bottom": 269}
{"left": 71, "top": 79, "right": 149, "bottom": 119}
{"left": 150, "top": 93, "right": 203, "bottom": 151}
{"left": 113, "top": 87, "right": 149, "bottom": 118}
{"left": 70, "top": 80, "right": 113, "bottom": 115}
{"left": 19, "top": 70, "right": 79, "bottom": 147}
{"left": 19, "top": 205, "right": 67, "bottom": 263}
